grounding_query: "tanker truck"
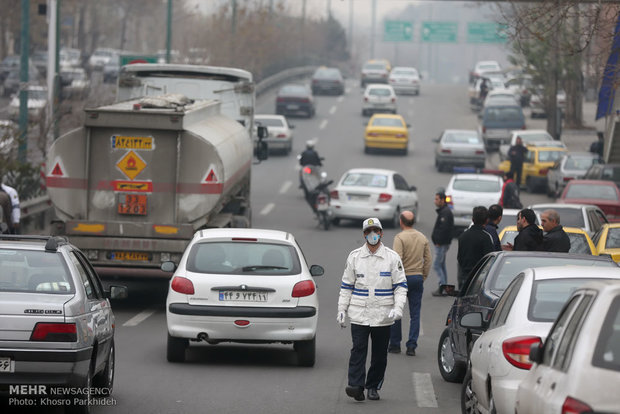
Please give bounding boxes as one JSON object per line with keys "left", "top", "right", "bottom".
{"left": 46, "top": 94, "right": 261, "bottom": 278}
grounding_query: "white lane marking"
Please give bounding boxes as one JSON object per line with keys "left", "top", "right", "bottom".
{"left": 260, "top": 203, "right": 275, "bottom": 215}
{"left": 338, "top": 95, "right": 345, "bottom": 102}
{"left": 123, "top": 310, "right": 156, "bottom": 327}
{"left": 329, "top": 105, "right": 337, "bottom": 115}
{"left": 280, "top": 180, "right": 292, "bottom": 194}
{"left": 319, "top": 119, "right": 328, "bottom": 130}
{"left": 412, "top": 372, "right": 438, "bottom": 408}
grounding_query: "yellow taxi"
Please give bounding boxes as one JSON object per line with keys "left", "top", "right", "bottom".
{"left": 499, "top": 143, "right": 567, "bottom": 192}
{"left": 499, "top": 225, "right": 597, "bottom": 255}
{"left": 364, "top": 113, "right": 409, "bottom": 155}
{"left": 593, "top": 223, "right": 620, "bottom": 262}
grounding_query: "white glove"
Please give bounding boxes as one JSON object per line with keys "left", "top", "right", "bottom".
{"left": 337, "top": 311, "right": 347, "bottom": 328}
{"left": 388, "top": 308, "right": 402, "bottom": 321}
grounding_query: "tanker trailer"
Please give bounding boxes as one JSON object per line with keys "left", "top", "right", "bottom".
{"left": 46, "top": 94, "right": 253, "bottom": 278}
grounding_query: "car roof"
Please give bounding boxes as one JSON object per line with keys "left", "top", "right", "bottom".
{"left": 450, "top": 173, "right": 501, "bottom": 181}
{"left": 529, "top": 266, "right": 620, "bottom": 281}
{"left": 487, "top": 250, "right": 610, "bottom": 260}
{"left": 391, "top": 66, "right": 418, "bottom": 71}
{"left": 255, "top": 114, "right": 287, "bottom": 121}
{"left": 530, "top": 203, "right": 597, "bottom": 210}
{"left": 567, "top": 179, "right": 617, "bottom": 186}
{"left": 369, "top": 113, "right": 405, "bottom": 121}
{"left": 564, "top": 152, "right": 598, "bottom": 158}
{"left": 366, "top": 84, "right": 393, "bottom": 89}
{"left": 573, "top": 279, "right": 620, "bottom": 294}
{"left": 193, "top": 228, "right": 293, "bottom": 242}
{"left": 342, "top": 168, "right": 396, "bottom": 176}
{"left": 602, "top": 223, "right": 620, "bottom": 229}
{"left": 0, "top": 235, "right": 70, "bottom": 252}
{"left": 443, "top": 129, "right": 478, "bottom": 134}
{"left": 512, "top": 129, "right": 550, "bottom": 136}
{"left": 500, "top": 225, "right": 588, "bottom": 235}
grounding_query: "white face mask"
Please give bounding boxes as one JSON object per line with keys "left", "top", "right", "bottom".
{"left": 365, "top": 231, "right": 381, "bottom": 246}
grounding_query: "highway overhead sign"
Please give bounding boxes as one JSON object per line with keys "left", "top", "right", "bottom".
{"left": 384, "top": 20, "right": 413, "bottom": 42}
{"left": 421, "top": 22, "right": 458, "bottom": 43}
{"left": 467, "top": 22, "right": 507, "bottom": 43}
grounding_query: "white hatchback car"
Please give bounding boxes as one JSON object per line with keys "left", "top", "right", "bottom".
{"left": 388, "top": 66, "right": 420, "bottom": 95}
{"left": 362, "top": 84, "right": 397, "bottom": 116}
{"left": 254, "top": 114, "right": 294, "bottom": 155}
{"left": 163, "top": 228, "right": 323, "bottom": 366}
{"left": 515, "top": 280, "right": 620, "bottom": 414}
{"left": 462, "top": 266, "right": 620, "bottom": 414}
{"left": 445, "top": 173, "right": 503, "bottom": 227}
{"left": 329, "top": 168, "right": 418, "bottom": 228}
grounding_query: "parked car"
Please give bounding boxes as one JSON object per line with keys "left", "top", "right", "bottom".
{"left": 546, "top": 152, "right": 601, "bottom": 198}
{"left": 470, "top": 60, "right": 502, "bottom": 84}
{"left": 0, "top": 55, "right": 20, "bottom": 82}
{"left": 434, "top": 129, "right": 486, "bottom": 172}
{"left": 275, "top": 84, "right": 315, "bottom": 118}
{"left": 388, "top": 66, "right": 421, "bottom": 95}
{"left": 463, "top": 266, "right": 620, "bottom": 414}
{"left": 31, "top": 50, "right": 48, "bottom": 76}
{"left": 362, "top": 84, "right": 397, "bottom": 116}
{"left": 515, "top": 279, "right": 620, "bottom": 414}
{"left": 2, "top": 63, "right": 41, "bottom": 97}
{"left": 364, "top": 113, "right": 409, "bottom": 155}
{"left": 583, "top": 163, "right": 620, "bottom": 189}
{"left": 499, "top": 144, "right": 567, "bottom": 192}
{"left": 499, "top": 129, "right": 562, "bottom": 160}
{"left": 59, "top": 48, "right": 82, "bottom": 68}
{"left": 103, "top": 54, "right": 120, "bottom": 83}
{"left": 329, "top": 168, "right": 418, "bottom": 228}
{"left": 310, "top": 67, "right": 344, "bottom": 95}
{"left": 445, "top": 173, "right": 503, "bottom": 227}
{"left": 254, "top": 114, "right": 294, "bottom": 155}
{"left": 0, "top": 235, "right": 127, "bottom": 407}
{"left": 499, "top": 225, "right": 597, "bottom": 255}
{"left": 360, "top": 59, "right": 390, "bottom": 87}
{"left": 163, "top": 228, "right": 323, "bottom": 366}
{"left": 88, "top": 48, "right": 118, "bottom": 70}
{"left": 497, "top": 208, "right": 521, "bottom": 233}
{"left": 529, "top": 203, "right": 609, "bottom": 238}
{"left": 560, "top": 179, "right": 620, "bottom": 222}
{"left": 8, "top": 85, "right": 48, "bottom": 122}
{"left": 437, "top": 251, "right": 616, "bottom": 384}
{"left": 60, "top": 67, "right": 90, "bottom": 100}
{"left": 593, "top": 223, "right": 620, "bottom": 262}
{"left": 530, "top": 88, "right": 566, "bottom": 118}
{"left": 479, "top": 99, "right": 526, "bottom": 151}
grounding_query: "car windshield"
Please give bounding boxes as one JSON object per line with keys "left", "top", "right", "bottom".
{"left": 521, "top": 133, "right": 552, "bottom": 143}
{"left": 490, "top": 257, "right": 614, "bottom": 292}
{"left": 529, "top": 278, "right": 601, "bottom": 322}
{"left": 0, "top": 249, "right": 74, "bottom": 293}
{"left": 368, "top": 88, "right": 391, "bottom": 96}
{"left": 364, "top": 63, "right": 386, "bottom": 70}
{"left": 444, "top": 132, "right": 480, "bottom": 144}
{"left": 538, "top": 150, "right": 565, "bottom": 163}
{"left": 372, "top": 118, "right": 403, "bottom": 127}
{"left": 606, "top": 228, "right": 620, "bottom": 249}
{"left": 186, "top": 242, "right": 301, "bottom": 275}
{"left": 484, "top": 107, "right": 522, "bottom": 121}
{"left": 565, "top": 156, "right": 597, "bottom": 170}
{"left": 479, "top": 63, "right": 500, "bottom": 71}
{"left": 392, "top": 69, "right": 417, "bottom": 76}
{"left": 315, "top": 69, "right": 340, "bottom": 79}
{"left": 342, "top": 173, "right": 388, "bottom": 188}
{"left": 452, "top": 179, "right": 500, "bottom": 192}
{"left": 565, "top": 184, "right": 618, "bottom": 201}
{"left": 256, "top": 118, "right": 284, "bottom": 127}
{"left": 593, "top": 295, "right": 620, "bottom": 372}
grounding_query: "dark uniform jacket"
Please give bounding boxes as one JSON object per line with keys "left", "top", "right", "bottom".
{"left": 502, "top": 180, "right": 522, "bottom": 209}
{"left": 457, "top": 225, "right": 494, "bottom": 276}
{"left": 543, "top": 225, "right": 571, "bottom": 253}
{"left": 514, "top": 224, "right": 544, "bottom": 251}
{"left": 484, "top": 222, "right": 502, "bottom": 251}
{"left": 508, "top": 144, "right": 528, "bottom": 167}
{"left": 299, "top": 149, "right": 322, "bottom": 166}
{"left": 432, "top": 204, "right": 454, "bottom": 246}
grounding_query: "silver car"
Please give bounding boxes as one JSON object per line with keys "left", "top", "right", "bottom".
{"left": 0, "top": 235, "right": 126, "bottom": 408}
{"left": 546, "top": 152, "right": 601, "bottom": 197}
{"left": 388, "top": 66, "right": 420, "bottom": 95}
{"left": 362, "top": 84, "right": 397, "bottom": 116}
{"left": 254, "top": 114, "right": 294, "bottom": 155}
{"left": 434, "top": 129, "right": 486, "bottom": 172}
{"left": 529, "top": 203, "right": 609, "bottom": 238}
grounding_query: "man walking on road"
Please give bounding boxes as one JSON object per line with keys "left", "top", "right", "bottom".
{"left": 457, "top": 206, "right": 494, "bottom": 290}
{"left": 484, "top": 204, "right": 503, "bottom": 251}
{"left": 503, "top": 208, "right": 543, "bottom": 251}
{"left": 508, "top": 136, "right": 528, "bottom": 188}
{"left": 431, "top": 189, "right": 454, "bottom": 296}
{"left": 500, "top": 172, "right": 522, "bottom": 209}
{"left": 541, "top": 209, "right": 571, "bottom": 252}
{"left": 337, "top": 218, "right": 407, "bottom": 402}
{"left": 388, "top": 211, "right": 431, "bottom": 356}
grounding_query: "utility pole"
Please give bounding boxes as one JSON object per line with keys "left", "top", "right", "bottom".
{"left": 370, "top": 0, "right": 376, "bottom": 59}
{"left": 348, "top": 0, "right": 353, "bottom": 56}
{"left": 166, "top": 0, "right": 172, "bottom": 63}
{"left": 301, "top": 0, "right": 306, "bottom": 58}
{"left": 18, "top": 0, "right": 30, "bottom": 163}
{"left": 47, "top": 0, "right": 57, "bottom": 141}
{"left": 53, "top": 0, "right": 60, "bottom": 140}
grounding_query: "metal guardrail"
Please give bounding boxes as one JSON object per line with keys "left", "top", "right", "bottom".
{"left": 21, "top": 194, "right": 52, "bottom": 219}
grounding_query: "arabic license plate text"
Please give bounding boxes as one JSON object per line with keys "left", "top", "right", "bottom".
{"left": 112, "top": 251, "right": 149, "bottom": 261}
{"left": 219, "top": 291, "right": 268, "bottom": 302}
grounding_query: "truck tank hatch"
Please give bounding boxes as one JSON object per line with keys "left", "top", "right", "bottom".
{"left": 139, "top": 94, "right": 194, "bottom": 109}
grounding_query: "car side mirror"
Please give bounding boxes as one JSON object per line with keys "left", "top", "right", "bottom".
{"left": 409, "top": 185, "right": 417, "bottom": 191}
{"left": 161, "top": 261, "right": 177, "bottom": 272}
{"left": 257, "top": 125, "right": 268, "bottom": 139}
{"left": 460, "top": 312, "right": 483, "bottom": 329}
{"left": 107, "top": 285, "right": 128, "bottom": 300}
{"left": 257, "top": 141, "right": 269, "bottom": 161}
{"left": 309, "top": 264, "right": 324, "bottom": 276}
{"left": 529, "top": 342, "right": 543, "bottom": 364}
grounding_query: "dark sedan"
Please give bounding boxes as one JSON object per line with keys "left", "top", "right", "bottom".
{"left": 311, "top": 67, "right": 344, "bottom": 95}
{"left": 437, "top": 251, "right": 616, "bottom": 384}
{"left": 275, "top": 84, "right": 315, "bottom": 118}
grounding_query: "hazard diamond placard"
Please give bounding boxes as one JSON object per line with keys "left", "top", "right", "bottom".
{"left": 116, "top": 150, "right": 146, "bottom": 180}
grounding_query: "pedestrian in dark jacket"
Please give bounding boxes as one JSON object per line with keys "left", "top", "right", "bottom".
{"left": 503, "top": 208, "right": 543, "bottom": 251}
{"left": 431, "top": 189, "right": 454, "bottom": 296}
{"left": 457, "top": 206, "right": 494, "bottom": 290}
{"left": 508, "top": 137, "right": 528, "bottom": 187}
{"left": 541, "top": 209, "right": 571, "bottom": 252}
{"left": 484, "top": 204, "right": 503, "bottom": 251}
{"left": 500, "top": 172, "right": 522, "bottom": 209}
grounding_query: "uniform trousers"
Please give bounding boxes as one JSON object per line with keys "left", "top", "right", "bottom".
{"left": 348, "top": 324, "right": 391, "bottom": 390}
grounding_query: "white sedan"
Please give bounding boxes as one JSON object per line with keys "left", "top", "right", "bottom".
{"left": 445, "top": 173, "right": 503, "bottom": 227}
{"left": 8, "top": 85, "right": 47, "bottom": 122}
{"left": 254, "top": 114, "right": 294, "bottom": 155}
{"left": 462, "top": 266, "right": 620, "bottom": 414}
{"left": 330, "top": 168, "right": 418, "bottom": 228}
{"left": 163, "top": 228, "right": 323, "bottom": 366}
{"left": 388, "top": 66, "right": 421, "bottom": 95}
{"left": 362, "top": 84, "right": 397, "bottom": 116}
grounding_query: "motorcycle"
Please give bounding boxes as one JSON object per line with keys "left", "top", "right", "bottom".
{"left": 307, "top": 172, "right": 333, "bottom": 231}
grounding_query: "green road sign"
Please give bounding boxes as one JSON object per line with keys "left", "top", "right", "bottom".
{"left": 384, "top": 20, "right": 413, "bottom": 42}
{"left": 467, "top": 22, "right": 507, "bottom": 43}
{"left": 120, "top": 55, "right": 159, "bottom": 67}
{"left": 421, "top": 22, "right": 457, "bottom": 43}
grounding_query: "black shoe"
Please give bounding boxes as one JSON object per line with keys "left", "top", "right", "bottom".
{"left": 345, "top": 385, "right": 365, "bottom": 401}
{"left": 388, "top": 345, "right": 401, "bottom": 354}
{"left": 367, "top": 388, "right": 380, "bottom": 400}
{"left": 431, "top": 288, "right": 445, "bottom": 297}
{"left": 406, "top": 347, "right": 416, "bottom": 356}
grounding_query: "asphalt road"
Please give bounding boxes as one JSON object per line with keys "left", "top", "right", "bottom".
{"left": 5, "top": 80, "right": 555, "bottom": 414}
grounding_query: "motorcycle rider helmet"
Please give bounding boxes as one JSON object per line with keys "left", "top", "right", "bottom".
{"left": 305, "top": 140, "right": 315, "bottom": 149}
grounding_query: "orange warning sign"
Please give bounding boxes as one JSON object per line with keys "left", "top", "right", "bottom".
{"left": 205, "top": 169, "right": 218, "bottom": 182}
{"left": 116, "top": 150, "right": 146, "bottom": 180}
{"left": 51, "top": 163, "right": 64, "bottom": 176}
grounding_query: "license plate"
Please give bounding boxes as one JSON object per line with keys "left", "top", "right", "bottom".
{"left": 219, "top": 291, "right": 268, "bottom": 302}
{"left": 348, "top": 194, "right": 368, "bottom": 201}
{"left": 0, "top": 357, "right": 14, "bottom": 373}
{"left": 317, "top": 203, "right": 329, "bottom": 211}
{"left": 287, "top": 104, "right": 299, "bottom": 110}
{"left": 117, "top": 194, "right": 147, "bottom": 215}
{"left": 111, "top": 251, "right": 149, "bottom": 261}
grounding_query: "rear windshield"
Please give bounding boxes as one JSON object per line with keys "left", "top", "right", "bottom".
{"left": 369, "top": 88, "right": 392, "bottom": 96}
{"left": 342, "top": 173, "right": 388, "bottom": 188}
{"left": 489, "top": 257, "right": 615, "bottom": 292}
{"left": 567, "top": 234, "right": 591, "bottom": 255}
{"left": 565, "top": 157, "right": 597, "bottom": 170}
{"left": 364, "top": 63, "right": 386, "bottom": 70}
{"left": 372, "top": 118, "right": 403, "bottom": 127}
{"left": 256, "top": 118, "right": 284, "bottom": 127}
{"left": 565, "top": 184, "right": 618, "bottom": 201}
{"left": 484, "top": 107, "right": 523, "bottom": 122}
{"left": 452, "top": 179, "right": 500, "bottom": 192}
{"left": 444, "top": 132, "right": 481, "bottom": 144}
{"left": 0, "top": 249, "right": 74, "bottom": 293}
{"left": 528, "top": 278, "right": 599, "bottom": 322}
{"left": 314, "top": 69, "right": 340, "bottom": 79}
{"left": 606, "top": 228, "right": 620, "bottom": 249}
{"left": 186, "top": 242, "right": 301, "bottom": 275}
{"left": 538, "top": 150, "right": 565, "bottom": 163}
{"left": 392, "top": 68, "right": 417, "bottom": 76}
{"left": 521, "top": 133, "right": 552, "bottom": 143}
{"left": 593, "top": 295, "right": 620, "bottom": 372}
{"left": 531, "top": 207, "right": 584, "bottom": 229}
{"left": 280, "top": 85, "right": 307, "bottom": 95}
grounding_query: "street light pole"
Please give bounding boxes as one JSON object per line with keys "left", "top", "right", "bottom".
{"left": 371, "top": 0, "right": 376, "bottom": 59}
{"left": 166, "top": 0, "right": 172, "bottom": 63}
{"left": 18, "top": 0, "right": 30, "bottom": 163}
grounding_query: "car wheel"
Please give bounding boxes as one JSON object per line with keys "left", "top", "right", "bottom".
{"left": 332, "top": 217, "right": 340, "bottom": 226}
{"left": 167, "top": 333, "right": 188, "bottom": 363}
{"left": 546, "top": 182, "right": 554, "bottom": 198}
{"left": 92, "top": 340, "right": 114, "bottom": 396}
{"left": 67, "top": 363, "right": 93, "bottom": 414}
{"left": 295, "top": 336, "right": 316, "bottom": 367}
{"left": 389, "top": 208, "right": 400, "bottom": 229}
{"left": 437, "top": 328, "right": 466, "bottom": 383}
{"left": 488, "top": 390, "right": 497, "bottom": 414}
{"left": 461, "top": 367, "right": 479, "bottom": 414}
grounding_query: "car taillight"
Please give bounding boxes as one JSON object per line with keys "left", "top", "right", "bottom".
{"left": 475, "top": 150, "right": 485, "bottom": 155}
{"left": 561, "top": 397, "right": 593, "bottom": 414}
{"left": 301, "top": 98, "right": 310, "bottom": 103}
{"left": 292, "top": 280, "right": 315, "bottom": 297}
{"left": 330, "top": 190, "right": 339, "bottom": 199}
{"left": 277, "top": 133, "right": 287, "bottom": 138}
{"left": 539, "top": 169, "right": 549, "bottom": 175}
{"left": 563, "top": 177, "right": 573, "bottom": 182}
{"left": 441, "top": 149, "right": 452, "bottom": 154}
{"left": 391, "top": 97, "right": 396, "bottom": 103}
{"left": 312, "top": 79, "right": 318, "bottom": 84}
{"left": 378, "top": 193, "right": 392, "bottom": 202}
{"left": 317, "top": 194, "right": 327, "bottom": 204}
{"left": 171, "top": 276, "right": 195, "bottom": 295}
{"left": 502, "top": 336, "right": 542, "bottom": 370}
{"left": 30, "top": 323, "right": 77, "bottom": 342}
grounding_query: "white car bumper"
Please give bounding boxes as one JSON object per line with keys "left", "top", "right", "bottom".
{"left": 331, "top": 203, "right": 396, "bottom": 221}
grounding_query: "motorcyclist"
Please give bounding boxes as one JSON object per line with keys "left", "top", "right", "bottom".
{"left": 479, "top": 78, "right": 489, "bottom": 105}
{"left": 299, "top": 141, "right": 322, "bottom": 167}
